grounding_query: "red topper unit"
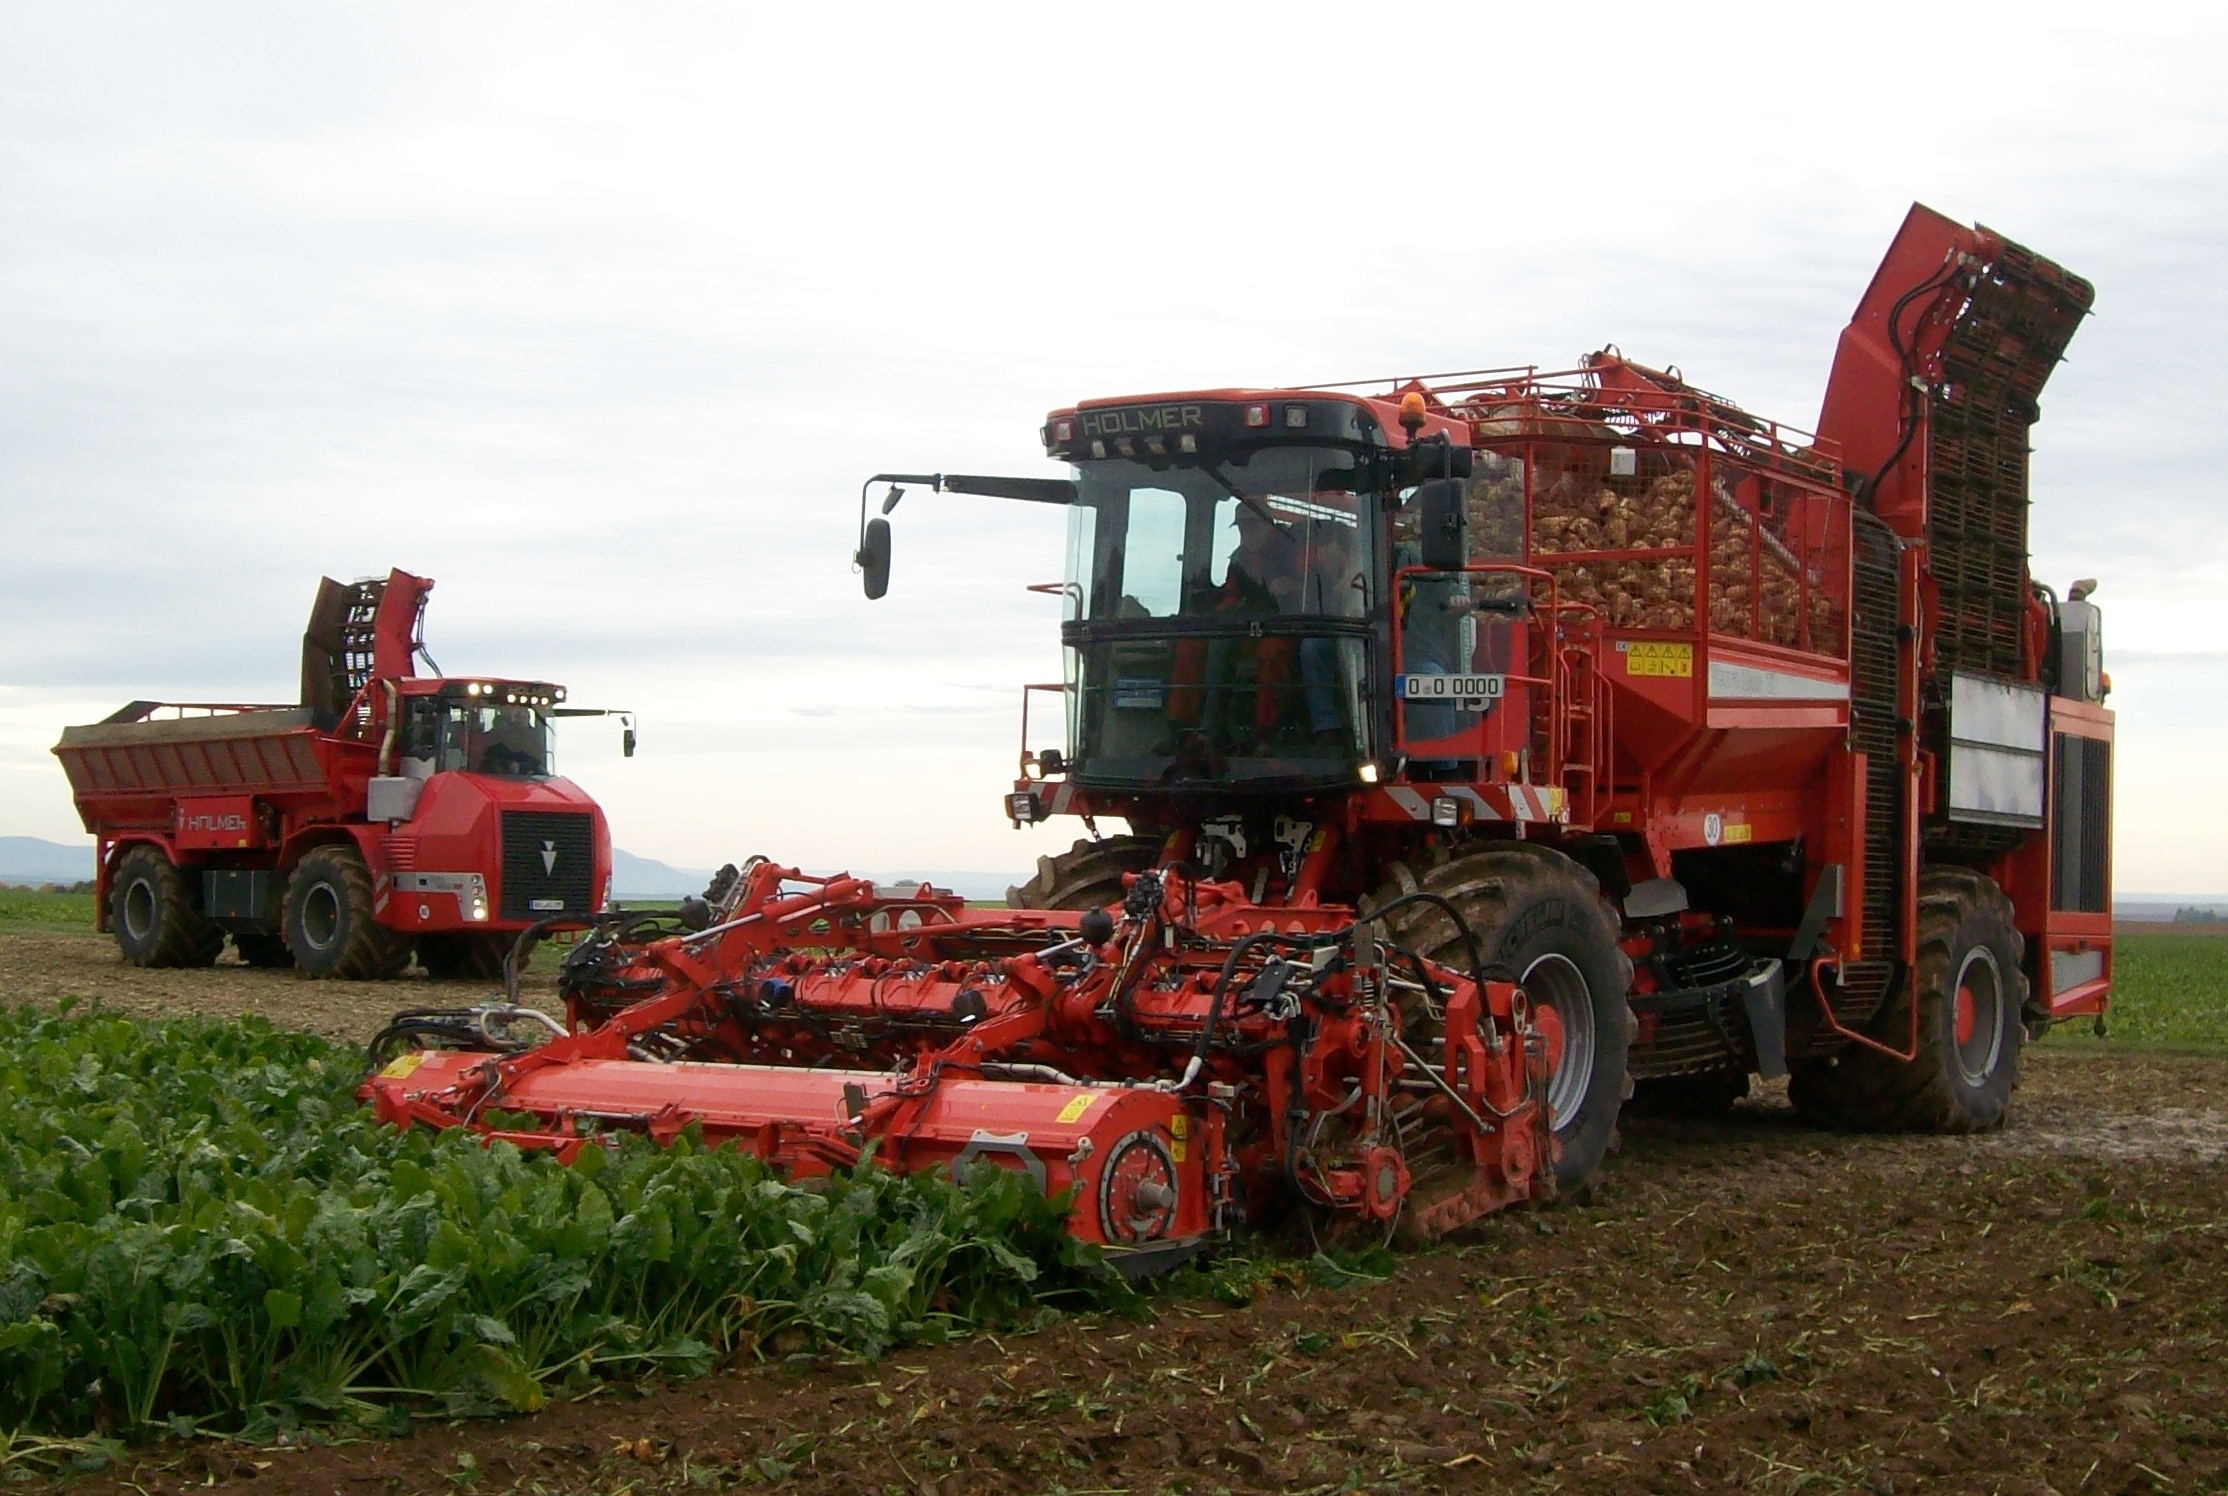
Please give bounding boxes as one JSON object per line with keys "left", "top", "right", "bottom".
{"left": 365, "top": 206, "right": 2106, "bottom": 1266}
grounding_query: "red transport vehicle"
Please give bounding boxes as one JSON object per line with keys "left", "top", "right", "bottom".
{"left": 366, "top": 205, "right": 2109, "bottom": 1269}
{"left": 55, "top": 570, "right": 624, "bottom": 980}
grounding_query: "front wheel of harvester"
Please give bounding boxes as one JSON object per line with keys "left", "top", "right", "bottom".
{"left": 284, "top": 845, "right": 410, "bottom": 980}
{"left": 1005, "top": 834, "right": 1162, "bottom": 911}
{"left": 1369, "top": 842, "right": 1635, "bottom": 1194}
{"left": 109, "top": 846, "right": 225, "bottom": 967}
{"left": 416, "top": 931, "right": 509, "bottom": 981}
{"left": 1792, "top": 868, "right": 2027, "bottom": 1133}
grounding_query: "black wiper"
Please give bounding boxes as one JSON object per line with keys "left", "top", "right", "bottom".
{"left": 1197, "top": 464, "right": 1294, "bottom": 536}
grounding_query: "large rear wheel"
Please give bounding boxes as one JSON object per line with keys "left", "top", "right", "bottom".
{"left": 1369, "top": 842, "right": 1634, "bottom": 1193}
{"left": 1005, "top": 834, "right": 1162, "bottom": 911}
{"left": 1790, "top": 868, "right": 2026, "bottom": 1133}
{"left": 284, "top": 845, "right": 410, "bottom": 980}
{"left": 109, "top": 846, "right": 224, "bottom": 968}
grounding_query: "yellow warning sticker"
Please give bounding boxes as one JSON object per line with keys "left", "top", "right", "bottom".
{"left": 1168, "top": 1114, "right": 1190, "bottom": 1140}
{"left": 1624, "top": 642, "right": 1694, "bottom": 678}
{"left": 378, "top": 1054, "right": 424, "bottom": 1080}
{"left": 1723, "top": 823, "right": 1753, "bottom": 844}
{"left": 1170, "top": 1140, "right": 1188, "bottom": 1163}
{"left": 1056, "top": 1094, "right": 1093, "bottom": 1124}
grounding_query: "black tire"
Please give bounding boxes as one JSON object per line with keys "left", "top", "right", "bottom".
{"left": 1629, "top": 1069, "right": 1750, "bottom": 1120}
{"left": 1005, "top": 835, "right": 1162, "bottom": 911}
{"left": 284, "top": 845, "right": 410, "bottom": 980}
{"left": 232, "top": 931, "right": 294, "bottom": 969}
{"left": 417, "top": 931, "right": 509, "bottom": 981}
{"left": 109, "top": 846, "right": 225, "bottom": 968}
{"left": 1789, "top": 868, "right": 2026, "bottom": 1133}
{"left": 1369, "top": 842, "right": 1634, "bottom": 1193}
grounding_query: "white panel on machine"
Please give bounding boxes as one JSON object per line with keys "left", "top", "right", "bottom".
{"left": 1946, "top": 672, "right": 2047, "bottom": 827}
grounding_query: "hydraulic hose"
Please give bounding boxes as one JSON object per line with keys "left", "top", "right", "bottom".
{"left": 1854, "top": 257, "right": 1966, "bottom": 506}
{"left": 1349, "top": 889, "right": 1493, "bottom": 995}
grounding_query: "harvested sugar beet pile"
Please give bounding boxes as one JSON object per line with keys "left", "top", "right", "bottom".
{"left": 0, "top": 1004, "right": 1111, "bottom": 1458}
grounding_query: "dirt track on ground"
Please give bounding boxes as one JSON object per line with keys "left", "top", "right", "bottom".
{"left": 0, "top": 927, "right": 561, "bottom": 1042}
{"left": 11, "top": 930, "right": 2228, "bottom": 1495}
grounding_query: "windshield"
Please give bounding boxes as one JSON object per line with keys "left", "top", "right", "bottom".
{"left": 1061, "top": 447, "right": 1378, "bottom": 789}
{"left": 402, "top": 699, "right": 553, "bottom": 778}
{"left": 1069, "top": 447, "right": 1372, "bottom": 623}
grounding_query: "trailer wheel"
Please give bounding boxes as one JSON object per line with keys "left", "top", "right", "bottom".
{"left": 109, "top": 846, "right": 225, "bottom": 968}
{"left": 1790, "top": 868, "right": 2027, "bottom": 1133}
{"left": 1006, "top": 835, "right": 1162, "bottom": 911}
{"left": 1369, "top": 842, "right": 1635, "bottom": 1193}
{"left": 284, "top": 845, "right": 410, "bottom": 980}
{"left": 232, "top": 931, "right": 294, "bottom": 969}
{"left": 417, "top": 931, "right": 509, "bottom": 981}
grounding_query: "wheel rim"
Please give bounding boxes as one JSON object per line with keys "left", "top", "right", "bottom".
{"left": 302, "top": 883, "right": 343, "bottom": 951}
{"left": 1523, "top": 952, "right": 1595, "bottom": 1125}
{"left": 122, "top": 879, "right": 156, "bottom": 941}
{"left": 1951, "top": 946, "right": 2005, "bottom": 1088}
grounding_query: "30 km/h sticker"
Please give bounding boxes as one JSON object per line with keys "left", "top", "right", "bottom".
{"left": 1621, "top": 641, "right": 1694, "bottom": 678}
{"left": 1397, "top": 673, "right": 1506, "bottom": 707}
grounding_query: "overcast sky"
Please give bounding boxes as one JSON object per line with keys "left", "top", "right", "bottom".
{"left": 2, "top": 3, "right": 2224, "bottom": 891}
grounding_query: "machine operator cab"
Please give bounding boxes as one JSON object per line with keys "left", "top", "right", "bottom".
{"left": 398, "top": 680, "right": 568, "bottom": 781}
{"left": 856, "top": 392, "right": 1519, "bottom": 796}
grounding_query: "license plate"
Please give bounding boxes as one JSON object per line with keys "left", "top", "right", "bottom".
{"left": 528, "top": 898, "right": 565, "bottom": 912}
{"left": 1398, "top": 673, "right": 1504, "bottom": 707}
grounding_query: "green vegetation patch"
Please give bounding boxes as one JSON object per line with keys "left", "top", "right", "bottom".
{"left": 2041, "top": 930, "right": 2228, "bottom": 1054}
{"left": 0, "top": 887, "right": 96, "bottom": 930}
{"left": 0, "top": 1004, "right": 1113, "bottom": 1448}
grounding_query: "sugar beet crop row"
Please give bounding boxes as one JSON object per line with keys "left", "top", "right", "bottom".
{"left": 0, "top": 1005, "right": 1107, "bottom": 1441}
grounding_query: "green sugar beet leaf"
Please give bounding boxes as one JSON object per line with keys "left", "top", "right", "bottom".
{"left": 0, "top": 1005, "right": 1119, "bottom": 1444}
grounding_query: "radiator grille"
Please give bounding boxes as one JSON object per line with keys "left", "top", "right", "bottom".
{"left": 2050, "top": 735, "right": 2111, "bottom": 913}
{"left": 499, "top": 811, "right": 597, "bottom": 922}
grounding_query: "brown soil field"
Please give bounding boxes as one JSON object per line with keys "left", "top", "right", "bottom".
{"left": 0, "top": 928, "right": 563, "bottom": 1041}
{"left": 12, "top": 929, "right": 2228, "bottom": 1495}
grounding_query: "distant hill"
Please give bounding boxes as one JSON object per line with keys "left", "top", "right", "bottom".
{"left": 610, "top": 847, "right": 715, "bottom": 899}
{"left": 0, "top": 837, "right": 95, "bottom": 887}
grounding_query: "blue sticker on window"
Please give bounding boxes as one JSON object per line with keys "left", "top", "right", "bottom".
{"left": 1113, "top": 677, "right": 1166, "bottom": 710}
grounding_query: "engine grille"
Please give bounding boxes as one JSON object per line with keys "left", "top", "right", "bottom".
{"left": 2051, "top": 735, "right": 2111, "bottom": 914}
{"left": 499, "top": 811, "right": 597, "bottom": 922}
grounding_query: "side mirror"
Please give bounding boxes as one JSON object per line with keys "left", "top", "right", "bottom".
{"left": 622, "top": 722, "right": 637, "bottom": 758}
{"left": 859, "top": 516, "right": 892, "bottom": 600}
{"left": 1416, "top": 478, "right": 1469, "bottom": 571}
